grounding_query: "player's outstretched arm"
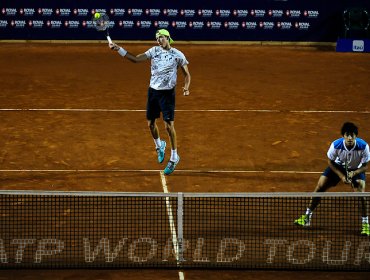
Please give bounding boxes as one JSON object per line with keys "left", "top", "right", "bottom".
{"left": 108, "top": 42, "right": 147, "bottom": 63}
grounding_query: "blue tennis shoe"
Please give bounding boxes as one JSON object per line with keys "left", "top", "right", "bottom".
{"left": 164, "top": 156, "right": 180, "bottom": 175}
{"left": 156, "top": 140, "right": 166, "bottom": 163}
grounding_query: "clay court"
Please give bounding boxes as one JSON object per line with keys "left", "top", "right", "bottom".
{"left": 0, "top": 42, "right": 370, "bottom": 279}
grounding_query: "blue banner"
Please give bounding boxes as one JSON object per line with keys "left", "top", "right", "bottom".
{"left": 1, "top": 0, "right": 369, "bottom": 42}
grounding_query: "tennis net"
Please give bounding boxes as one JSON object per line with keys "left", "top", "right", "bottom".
{"left": 0, "top": 191, "right": 369, "bottom": 270}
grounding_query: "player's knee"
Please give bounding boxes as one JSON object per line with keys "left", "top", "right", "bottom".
{"left": 164, "top": 121, "right": 174, "bottom": 130}
{"left": 147, "top": 120, "right": 156, "bottom": 129}
{"left": 315, "top": 176, "right": 330, "bottom": 192}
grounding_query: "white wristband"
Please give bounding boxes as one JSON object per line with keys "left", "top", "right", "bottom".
{"left": 118, "top": 47, "right": 127, "bottom": 57}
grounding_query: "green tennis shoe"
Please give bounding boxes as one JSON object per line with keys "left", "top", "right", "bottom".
{"left": 156, "top": 140, "right": 166, "bottom": 163}
{"left": 164, "top": 156, "right": 180, "bottom": 175}
{"left": 294, "top": 214, "right": 311, "bottom": 227}
{"left": 361, "top": 223, "right": 370, "bottom": 236}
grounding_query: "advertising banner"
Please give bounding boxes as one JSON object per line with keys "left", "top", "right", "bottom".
{"left": 1, "top": 0, "right": 369, "bottom": 42}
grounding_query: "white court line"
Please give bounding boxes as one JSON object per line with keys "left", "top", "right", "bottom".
{"left": 1, "top": 108, "right": 370, "bottom": 113}
{"left": 0, "top": 169, "right": 322, "bottom": 174}
{"left": 159, "top": 171, "right": 184, "bottom": 280}
{"left": 1, "top": 169, "right": 369, "bottom": 175}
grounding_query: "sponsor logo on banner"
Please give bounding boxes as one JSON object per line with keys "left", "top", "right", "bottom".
{"left": 268, "top": 10, "right": 284, "bottom": 18}
{"left": 180, "top": 9, "right": 195, "bottom": 17}
{"left": 250, "top": 10, "right": 266, "bottom": 17}
{"left": 19, "top": 8, "right": 35, "bottom": 16}
{"left": 93, "top": 9, "right": 107, "bottom": 15}
{"left": 0, "top": 20, "right": 8, "bottom": 28}
{"left": 127, "top": 9, "right": 143, "bottom": 16}
{"left": 163, "top": 9, "right": 178, "bottom": 17}
{"left": 215, "top": 10, "right": 230, "bottom": 17}
{"left": 189, "top": 21, "right": 204, "bottom": 29}
{"left": 28, "top": 20, "right": 44, "bottom": 28}
{"left": 198, "top": 9, "right": 213, "bottom": 17}
{"left": 82, "top": 21, "right": 94, "bottom": 28}
{"left": 64, "top": 20, "right": 80, "bottom": 28}
{"left": 224, "top": 21, "right": 239, "bottom": 29}
{"left": 136, "top": 21, "right": 151, "bottom": 28}
{"left": 286, "top": 10, "right": 301, "bottom": 18}
{"left": 171, "top": 21, "right": 187, "bottom": 29}
{"left": 55, "top": 8, "right": 71, "bottom": 16}
{"left": 276, "top": 22, "right": 292, "bottom": 30}
{"left": 145, "top": 9, "right": 160, "bottom": 16}
{"left": 294, "top": 22, "right": 310, "bottom": 30}
{"left": 259, "top": 21, "right": 274, "bottom": 29}
{"left": 110, "top": 9, "right": 125, "bottom": 16}
{"left": 244, "top": 21, "right": 257, "bottom": 29}
{"left": 233, "top": 10, "right": 248, "bottom": 17}
{"left": 2, "top": 8, "right": 17, "bottom": 16}
{"left": 206, "top": 21, "right": 222, "bottom": 29}
{"left": 353, "top": 40, "right": 364, "bottom": 52}
{"left": 73, "top": 9, "right": 89, "bottom": 16}
{"left": 10, "top": 20, "right": 26, "bottom": 28}
{"left": 46, "top": 20, "right": 62, "bottom": 28}
{"left": 37, "top": 8, "right": 53, "bottom": 16}
{"left": 120, "top": 20, "right": 134, "bottom": 28}
{"left": 303, "top": 10, "right": 319, "bottom": 18}
{"left": 154, "top": 21, "right": 169, "bottom": 28}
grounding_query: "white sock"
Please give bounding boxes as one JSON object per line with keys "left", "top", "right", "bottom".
{"left": 362, "top": 216, "right": 369, "bottom": 224}
{"left": 305, "top": 208, "right": 313, "bottom": 217}
{"left": 170, "top": 149, "right": 178, "bottom": 162}
{"left": 154, "top": 138, "right": 161, "bottom": 149}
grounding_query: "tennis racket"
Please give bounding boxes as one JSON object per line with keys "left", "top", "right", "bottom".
{"left": 92, "top": 12, "right": 113, "bottom": 48}
{"left": 344, "top": 155, "right": 352, "bottom": 184}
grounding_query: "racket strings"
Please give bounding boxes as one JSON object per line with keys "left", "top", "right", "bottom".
{"left": 92, "top": 14, "right": 110, "bottom": 31}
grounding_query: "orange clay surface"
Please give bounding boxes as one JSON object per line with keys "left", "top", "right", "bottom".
{"left": 0, "top": 43, "right": 370, "bottom": 279}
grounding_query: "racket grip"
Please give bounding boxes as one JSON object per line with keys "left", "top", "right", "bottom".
{"left": 107, "top": 35, "right": 113, "bottom": 44}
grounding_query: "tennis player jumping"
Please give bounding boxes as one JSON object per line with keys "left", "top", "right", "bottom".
{"left": 108, "top": 29, "right": 191, "bottom": 175}
{"left": 294, "top": 122, "right": 370, "bottom": 236}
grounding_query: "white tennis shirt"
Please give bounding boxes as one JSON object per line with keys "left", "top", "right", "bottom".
{"left": 145, "top": 46, "right": 189, "bottom": 90}
{"left": 327, "top": 138, "right": 370, "bottom": 170}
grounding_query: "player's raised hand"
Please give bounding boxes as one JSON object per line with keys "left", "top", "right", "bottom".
{"left": 109, "top": 42, "right": 120, "bottom": 51}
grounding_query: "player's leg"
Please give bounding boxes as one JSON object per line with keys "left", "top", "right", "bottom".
{"left": 164, "top": 120, "right": 178, "bottom": 156}
{"left": 147, "top": 88, "right": 166, "bottom": 163}
{"left": 352, "top": 174, "right": 369, "bottom": 236}
{"left": 159, "top": 89, "right": 180, "bottom": 175}
{"left": 308, "top": 175, "right": 336, "bottom": 212}
{"left": 294, "top": 167, "right": 338, "bottom": 227}
{"left": 148, "top": 119, "right": 166, "bottom": 163}
{"left": 163, "top": 120, "right": 180, "bottom": 175}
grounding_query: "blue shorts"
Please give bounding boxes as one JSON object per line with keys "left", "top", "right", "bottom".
{"left": 322, "top": 165, "right": 366, "bottom": 185}
{"left": 146, "top": 87, "right": 175, "bottom": 122}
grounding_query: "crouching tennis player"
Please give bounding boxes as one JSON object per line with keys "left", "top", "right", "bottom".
{"left": 294, "top": 122, "right": 370, "bottom": 236}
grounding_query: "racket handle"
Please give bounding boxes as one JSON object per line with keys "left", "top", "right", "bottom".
{"left": 107, "top": 35, "right": 113, "bottom": 44}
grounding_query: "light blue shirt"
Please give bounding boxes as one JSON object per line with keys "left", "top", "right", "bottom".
{"left": 327, "top": 138, "right": 370, "bottom": 170}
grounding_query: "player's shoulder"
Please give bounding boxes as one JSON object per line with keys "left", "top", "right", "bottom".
{"left": 146, "top": 46, "right": 161, "bottom": 54}
{"left": 332, "top": 138, "right": 345, "bottom": 149}
{"left": 170, "top": 47, "right": 186, "bottom": 57}
{"left": 355, "top": 138, "right": 368, "bottom": 150}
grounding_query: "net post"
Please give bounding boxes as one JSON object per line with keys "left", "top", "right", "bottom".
{"left": 177, "top": 192, "right": 184, "bottom": 262}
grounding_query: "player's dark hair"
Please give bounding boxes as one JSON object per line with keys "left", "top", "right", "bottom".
{"left": 341, "top": 122, "right": 358, "bottom": 136}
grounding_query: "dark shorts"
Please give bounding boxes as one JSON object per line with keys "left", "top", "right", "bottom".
{"left": 322, "top": 165, "right": 366, "bottom": 185}
{"left": 146, "top": 87, "right": 175, "bottom": 122}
